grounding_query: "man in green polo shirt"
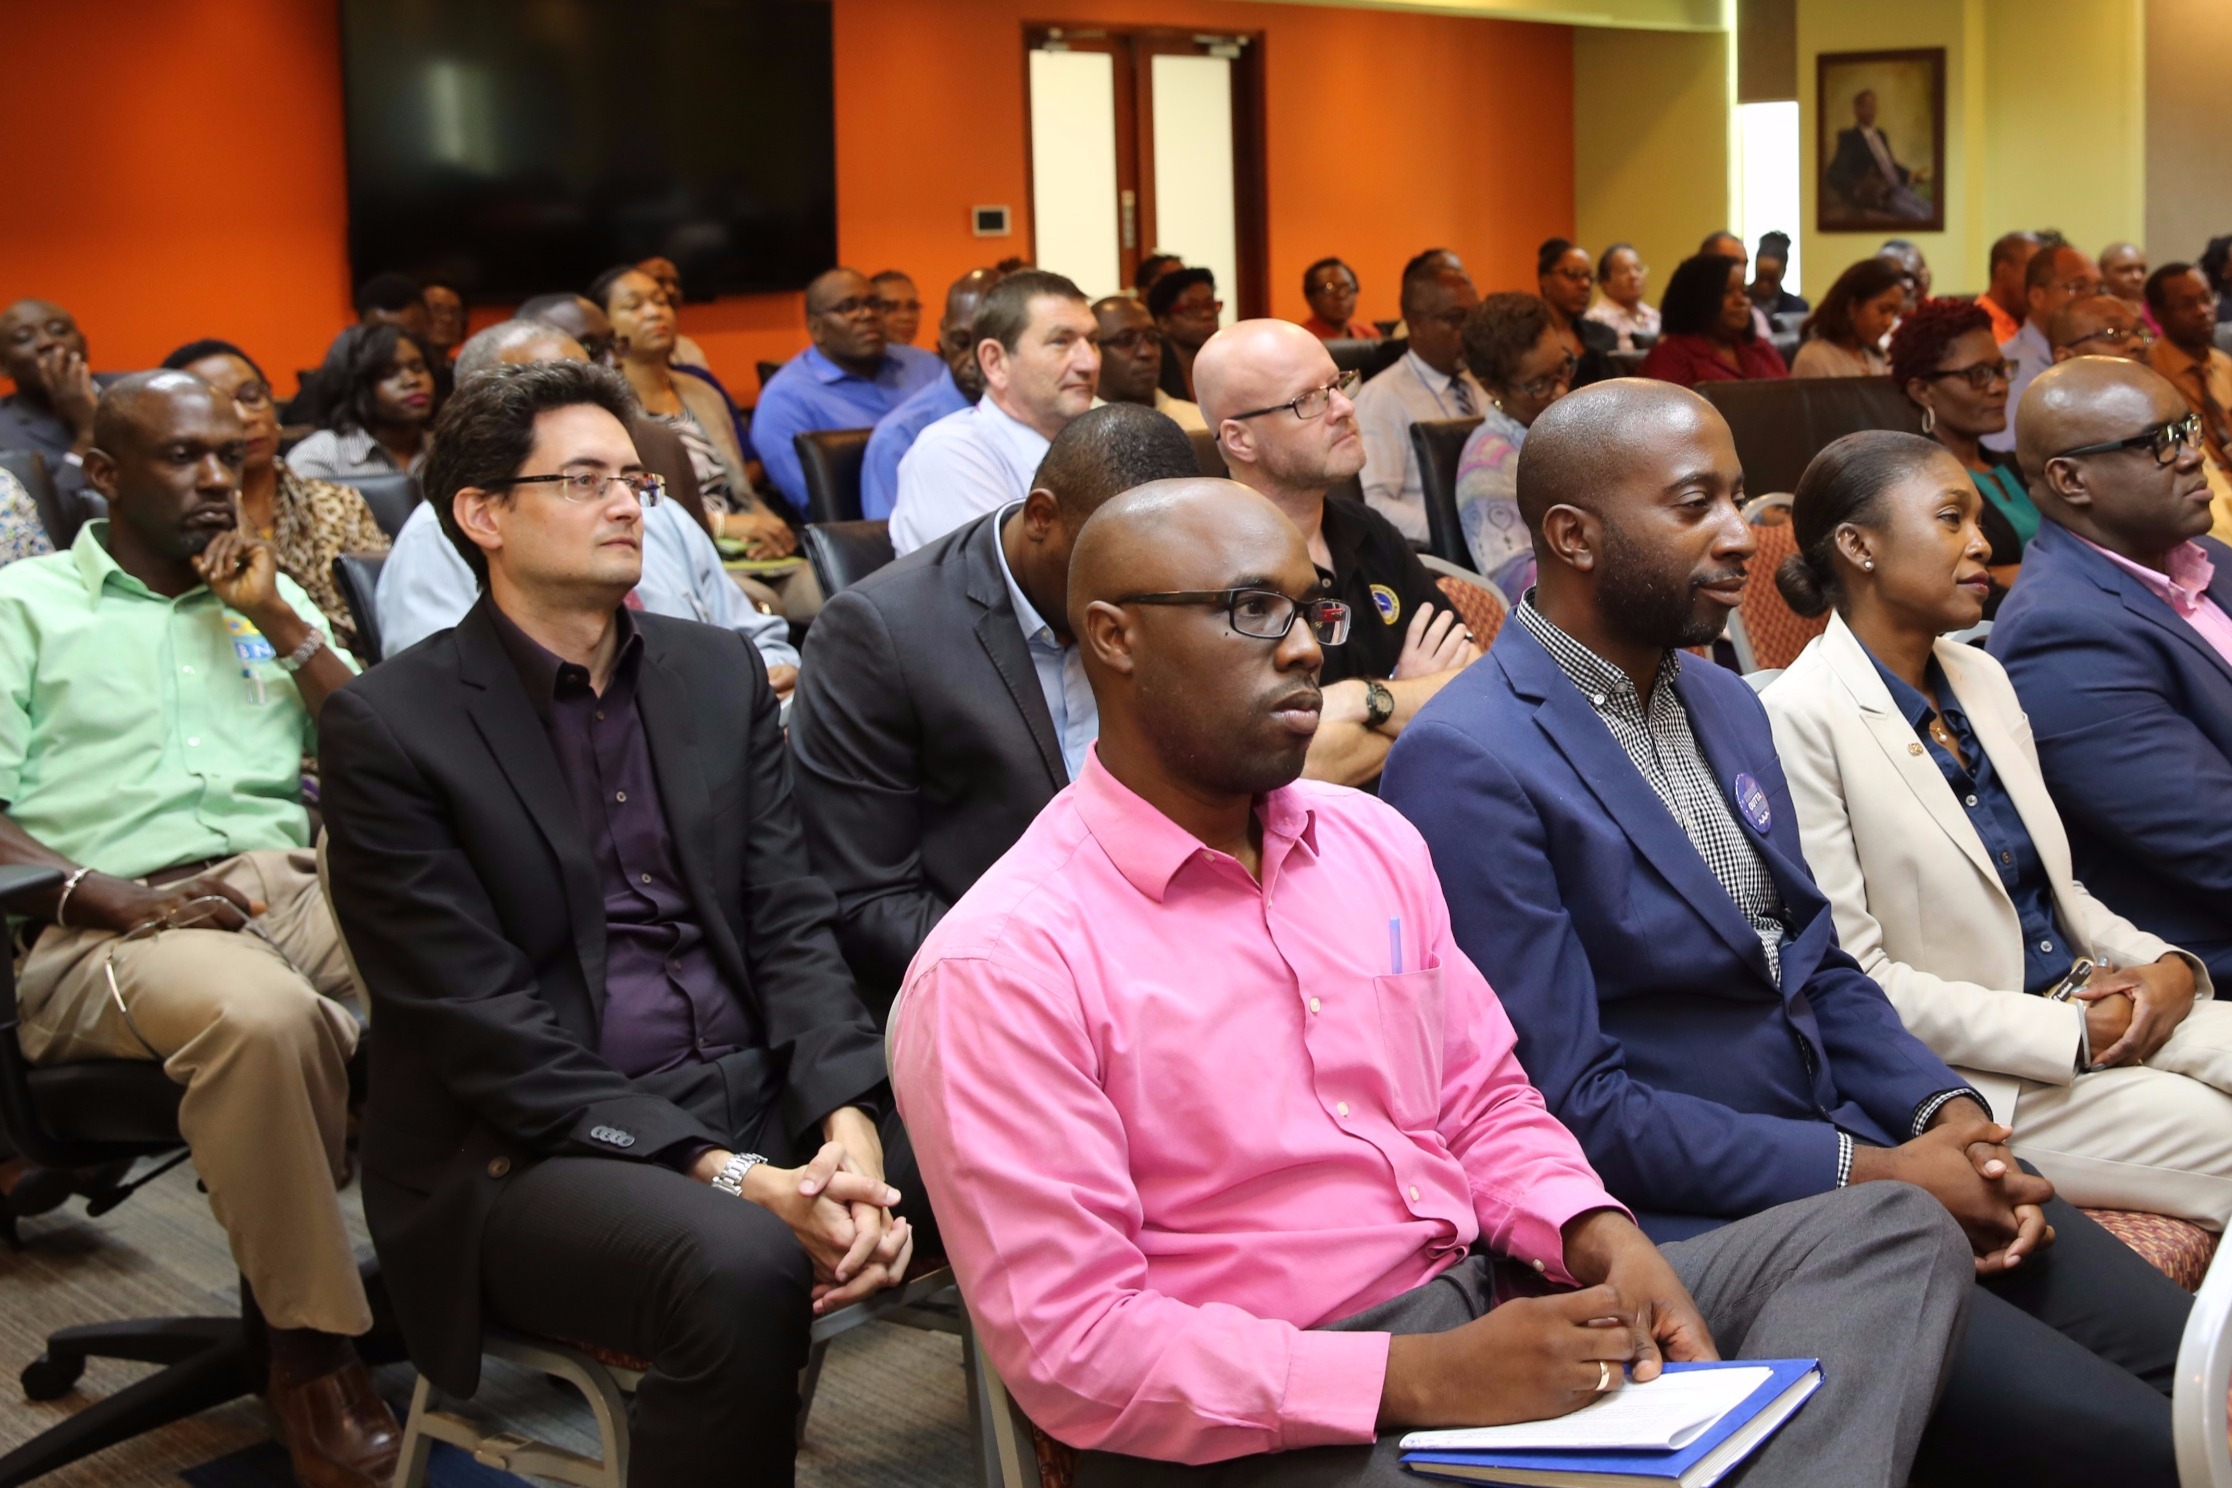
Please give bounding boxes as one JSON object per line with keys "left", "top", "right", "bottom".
{"left": 0, "top": 372, "right": 398, "bottom": 1488}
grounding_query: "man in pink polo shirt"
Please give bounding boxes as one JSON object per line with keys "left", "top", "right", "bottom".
{"left": 891, "top": 477, "right": 1971, "bottom": 1485}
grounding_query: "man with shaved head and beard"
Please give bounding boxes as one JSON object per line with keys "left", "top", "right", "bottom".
{"left": 860, "top": 266, "right": 1004, "bottom": 521}
{"left": 1196, "top": 318, "right": 1477, "bottom": 787}
{"left": 1992, "top": 357, "right": 2232, "bottom": 989}
{"left": 750, "top": 265, "right": 945, "bottom": 517}
{"left": 893, "top": 474, "right": 1971, "bottom": 1485}
{"left": 1383, "top": 377, "right": 2197, "bottom": 1488}
{"left": 0, "top": 372, "right": 395, "bottom": 1486}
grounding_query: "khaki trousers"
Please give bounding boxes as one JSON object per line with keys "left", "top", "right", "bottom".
{"left": 14, "top": 848, "right": 371, "bottom": 1335}
{"left": 2013, "top": 999, "right": 2232, "bottom": 1231}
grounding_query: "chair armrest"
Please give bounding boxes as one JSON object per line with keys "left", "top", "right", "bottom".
{"left": 0, "top": 865, "right": 63, "bottom": 908}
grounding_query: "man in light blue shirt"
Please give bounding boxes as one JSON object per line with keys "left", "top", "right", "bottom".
{"left": 752, "top": 268, "right": 944, "bottom": 517}
{"left": 861, "top": 268, "right": 1002, "bottom": 520}
{"left": 1987, "top": 243, "right": 2101, "bottom": 457}
{"left": 376, "top": 491, "right": 798, "bottom": 687}
{"left": 890, "top": 270, "right": 1101, "bottom": 555}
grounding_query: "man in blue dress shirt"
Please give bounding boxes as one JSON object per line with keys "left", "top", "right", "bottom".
{"left": 860, "top": 269, "right": 1001, "bottom": 521}
{"left": 752, "top": 268, "right": 944, "bottom": 518}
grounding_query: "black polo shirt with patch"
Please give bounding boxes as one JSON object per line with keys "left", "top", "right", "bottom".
{"left": 1317, "top": 495, "right": 1443, "bottom": 685}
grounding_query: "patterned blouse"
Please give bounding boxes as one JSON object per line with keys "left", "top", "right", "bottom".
{"left": 257, "top": 468, "right": 390, "bottom": 656}
{"left": 1453, "top": 405, "right": 1537, "bottom": 602}
{"left": 0, "top": 467, "right": 53, "bottom": 568}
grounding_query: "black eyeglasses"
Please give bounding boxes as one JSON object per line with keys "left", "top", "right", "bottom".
{"left": 497, "top": 471, "right": 666, "bottom": 505}
{"left": 1231, "top": 369, "right": 1363, "bottom": 423}
{"left": 1117, "top": 587, "right": 1351, "bottom": 644}
{"left": 2065, "top": 324, "right": 2156, "bottom": 351}
{"left": 1929, "top": 358, "right": 2016, "bottom": 392}
{"left": 2052, "top": 413, "right": 2203, "bottom": 467}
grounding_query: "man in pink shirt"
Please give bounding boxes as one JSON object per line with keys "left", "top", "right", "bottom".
{"left": 892, "top": 477, "right": 1971, "bottom": 1484}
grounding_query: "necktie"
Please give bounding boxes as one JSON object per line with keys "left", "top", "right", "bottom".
{"left": 2187, "top": 363, "right": 2232, "bottom": 473}
{"left": 1449, "top": 374, "right": 1477, "bottom": 417}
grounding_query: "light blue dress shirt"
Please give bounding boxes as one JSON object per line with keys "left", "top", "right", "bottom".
{"left": 989, "top": 502, "right": 1096, "bottom": 779}
{"left": 373, "top": 497, "right": 799, "bottom": 669}
{"left": 752, "top": 344, "right": 945, "bottom": 516}
{"left": 1984, "top": 321, "right": 2051, "bottom": 456}
{"left": 861, "top": 369, "right": 970, "bottom": 521}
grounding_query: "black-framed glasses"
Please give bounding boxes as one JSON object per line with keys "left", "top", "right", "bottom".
{"left": 873, "top": 297, "right": 923, "bottom": 314}
{"left": 2065, "top": 324, "right": 2156, "bottom": 351}
{"left": 2052, "top": 413, "right": 2203, "bottom": 467}
{"left": 499, "top": 471, "right": 666, "bottom": 505}
{"left": 1117, "top": 587, "right": 1351, "bottom": 644}
{"left": 818, "top": 297, "right": 879, "bottom": 318}
{"left": 1231, "top": 369, "right": 1363, "bottom": 423}
{"left": 1511, "top": 354, "right": 1579, "bottom": 401}
{"left": 1102, "top": 329, "right": 1164, "bottom": 353}
{"left": 1929, "top": 358, "right": 2017, "bottom": 391}
{"left": 225, "top": 380, "right": 273, "bottom": 411}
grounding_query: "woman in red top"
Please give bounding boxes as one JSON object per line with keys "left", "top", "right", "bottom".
{"left": 1638, "top": 252, "right": 1790, "bottom": 386}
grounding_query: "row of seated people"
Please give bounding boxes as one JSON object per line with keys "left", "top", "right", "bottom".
{"left": 4, "top": 307, "right": 2232, "bottom": 1481}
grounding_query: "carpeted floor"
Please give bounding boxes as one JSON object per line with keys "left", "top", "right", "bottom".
{"left": 0, "top": 1160, "right": 979, "bottom": 1485}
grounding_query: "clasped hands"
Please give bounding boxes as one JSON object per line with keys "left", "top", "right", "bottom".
{"left": 690, "top": 1104, "right": 913, "bottom": 1313}
{"left": 1849, "top": 1108, "right": 2054, "bottom": 1276}
{"left": 2075, "top": 955, "right": 2197, "bottom": 1070}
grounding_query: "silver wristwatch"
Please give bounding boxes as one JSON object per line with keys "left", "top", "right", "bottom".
{"left": 710, "top": 1151, "right": 770, "bottom": 1197}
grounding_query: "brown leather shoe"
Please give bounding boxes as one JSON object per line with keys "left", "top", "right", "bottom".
{"left": 266, "top": 1360, "right": 402, "bottom": 1488}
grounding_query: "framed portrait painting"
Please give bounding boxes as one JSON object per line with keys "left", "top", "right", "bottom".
{"left": 1817, "top": 48, "right": 1945, "bottom": 233}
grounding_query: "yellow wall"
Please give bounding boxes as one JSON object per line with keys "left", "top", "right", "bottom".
{"left": 2145, "top": 0, "right": 2232, "bottom": 264}
{"left": 1573, "top": 25, "right": 1734, "bottom": 310}
{"left": 1795, "top": 0, "right": 2143, "bottom": 299}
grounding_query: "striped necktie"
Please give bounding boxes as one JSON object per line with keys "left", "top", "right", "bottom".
{"left": 1448, "top": 373, "right": 1476, "bottom": 417}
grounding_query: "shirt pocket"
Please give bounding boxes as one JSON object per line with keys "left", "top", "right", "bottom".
{"left": 1373, "top": 966, "right": 1446, "bottom": 1129}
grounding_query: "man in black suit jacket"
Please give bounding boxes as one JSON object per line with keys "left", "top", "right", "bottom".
{"left": 319, "top": 361, "right": 924, "bottom": 1488}
{"left": 1824, "top": 88, "right": 1933, "bottom": 223}
{"left": 788, "top": 403, "right": 1200, "bottom": 1013}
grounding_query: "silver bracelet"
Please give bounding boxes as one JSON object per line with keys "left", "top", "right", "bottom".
{"left": 275, "top": 633, "right": 325, "bottom": 674}
{"left": 54, "top": 866, "right": 93, "bottom": 928}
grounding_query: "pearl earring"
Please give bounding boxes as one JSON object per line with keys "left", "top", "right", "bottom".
{"left": 1863, "top": 559, "right": 1876, "bottom": 571}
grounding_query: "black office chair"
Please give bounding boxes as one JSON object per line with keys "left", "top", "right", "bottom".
{"left": 346, "top": 472, "right": 421, "bottom": 541}
{"left": 0, "top": 866, "right": 242, "bottom": 1484}
{"left": 1408, "top": 417, "right": 1484, "bottom": 570}
{"left": 794, "top": 429, "right": 874, "bottom": 525}
{"left": 1770, "top": 328, "right": 1803, "bottom": 370}
{"left": 1185, "top": 429, "right": 1228, "bottom": 479}
{"left": 1695, "top": 376, "right": 1923, "bottom": 500}
{"left": 331, "top": 553, "right": 387, "bottom": 663}
{"left": 801, "top": 521, "right": 895, "bottom": 598}
{"left": 1322, "top": 337, "right": 1408, "bottom": 384}
{"left": 756, "top": 360, "right": 784, "bottom": 394}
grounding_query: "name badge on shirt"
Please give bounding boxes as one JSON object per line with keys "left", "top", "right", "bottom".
{"left": 223, "top": 613, "right": 275, "bottom": 707}
{"left": 1733, "top": 771, "right": 1772, "bottom": 832}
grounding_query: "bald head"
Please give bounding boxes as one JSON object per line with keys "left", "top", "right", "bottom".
{"left": 0, "top": 297, "right": 87, "bottom": 398}
{"left": 454, "top": 320, "right": 586, "bottom": 383}
{"left": 2047, "top": 295, "right": 2146, "bottom": 362}
{"left": 1516, "top": 378, "right": 1724, "bottom": 533}
{"left": 1193, "top": 319, "right": 1365, "bottom": 501}
{"left": 2016, "top": 357, "right": 2189, "bottom": 487}
{"left": 92, "top": 369, "right": 231, "bottom": 455}
{"left": 1070, "top": 478, "right": 1302, "bottom": 638}
{"left": 1193, "top": 319, "right": 1331, "bottom": 429}
{"left": 86, "top": 371, "right": 247, "bottom": 566}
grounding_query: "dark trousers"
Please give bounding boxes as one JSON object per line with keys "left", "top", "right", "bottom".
{"left": 1911, "top": 1190, "right": 2189, "bottom": 1488}
{"left": 477, "top": 1105, "right": 935, "bottom": 1488}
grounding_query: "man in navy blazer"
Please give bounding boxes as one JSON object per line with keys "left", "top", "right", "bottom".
{"left": 1992, "top": 357, "right": 2232, "bottom": 982}
{"left": 1382, "top": 380, "right": 2193, "bottom": 1488}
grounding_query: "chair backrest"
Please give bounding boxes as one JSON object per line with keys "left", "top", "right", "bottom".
{"left": 1186, "top": 428, "right": 1228, "bottom": 479}
{"left": 795, "top": 428, "right": 875, "bottom": 525}
{"left": 1607, "top": 347, "right": 1649, "bottom": 377}
{"left": 348, "top": 471, "right": 423, "bottom": 541}
{"left": 1732, "top": 495, "right": 1828, "bottom": 672}
{"left": 331, "top": 553, "right": 387, "bottom": 662}
{"left": 1408, "top": 417, "right": 1484, "bottom": 569}
{"left": 1695, "top": 376, "right": 1923, "bottom": 502}
{"left": 2216, "top": 321, "right": 2232, "bottom": 358}
{"left": 2172, "top": 1237, "right": 2232, "bottom": 1486}
{"left": 0, "top": 449, "right": 70, "bottom": 550}
{"left": 1770, "top": 328, "right": 1803, "bottom": 367}
{"left": 757, "top": 360, "right": 784, "bottom": 393}
{"left": 1324, "top": 337, "right": 1409, "bottom": 383}
{"left": 1420, "top": 555, "right": 1510, "bottom": 649}
{"left": 801, "top": 520, "right": 895, "bottom": 598}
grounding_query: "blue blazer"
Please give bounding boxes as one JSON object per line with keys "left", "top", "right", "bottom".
{"left": 1989, "top": 522, "right": 2232, "bottom": 981}
{"left": 1381, "top": 619, "right": 1965, "bottom": 1240}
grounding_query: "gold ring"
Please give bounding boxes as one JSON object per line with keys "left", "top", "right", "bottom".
{"left": 1596, "top": 1360, "right": 1612, "bottom": 1392}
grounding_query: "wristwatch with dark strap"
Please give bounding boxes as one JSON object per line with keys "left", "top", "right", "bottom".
{"left": 1363, "top": 678, "right": 1395, "bottom": 731}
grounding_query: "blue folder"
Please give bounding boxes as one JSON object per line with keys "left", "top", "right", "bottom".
{"left": 1401, "top": 1358, "right": 1821, "bottom": 1486}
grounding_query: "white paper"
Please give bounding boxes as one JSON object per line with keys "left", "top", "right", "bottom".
{"left": 1399, "top": 1365, "right": 1775, "bottom": 1453}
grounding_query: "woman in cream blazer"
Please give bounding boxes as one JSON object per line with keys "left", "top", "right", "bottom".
{"left": 1762, "top": 430, "right": 2232, "bottom": 1228}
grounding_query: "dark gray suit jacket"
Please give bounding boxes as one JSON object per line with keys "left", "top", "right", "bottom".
{"left": 788, "top": 509, "right": 1066, "bottom": 1014}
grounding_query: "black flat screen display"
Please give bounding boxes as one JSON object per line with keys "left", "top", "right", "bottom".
{"left": 341, "top": 0, "right": 836, "bottom": 301}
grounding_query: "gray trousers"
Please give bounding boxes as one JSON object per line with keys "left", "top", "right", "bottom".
{"left": 1076, "top": 1184, "right": 1970, "bottom": 1488}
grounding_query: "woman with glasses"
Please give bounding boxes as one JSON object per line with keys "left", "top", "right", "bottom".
{"left": 1584, "top": 243, "right": 1658, "bottom": 352}
{"left": 1791, "top": 257, "right": 1908, "bottom": 379}
{"left": 1534, "top": 239, "right": 1618, "bottom": 388}
{"left": 164, "top": 339, "right": 389, "bottom": 658}
{"left": 287, "top": 324, "right": 439, "bottom": 482}
{"left": 1454, "top": 294, "right": 1573, "bottom": 600}
{"left": 1298, "top": 257, "right": 1379, "bottom": 342}
{"left": 1888, "top": 297, "right": 2034, "bottom": 594}
{"left": 1147, "top": 267, "right": 1221, "bottom": 401}
{"left": 1762, "top": 429, "right": 2232, "bottom": 1229}
{"left": 1636, "top": 252, "right": 1790, "bottom": 387}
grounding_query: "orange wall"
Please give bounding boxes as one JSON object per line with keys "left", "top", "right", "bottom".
{"left": 1, "top": 0, "right": 1573, "bottom": 397}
